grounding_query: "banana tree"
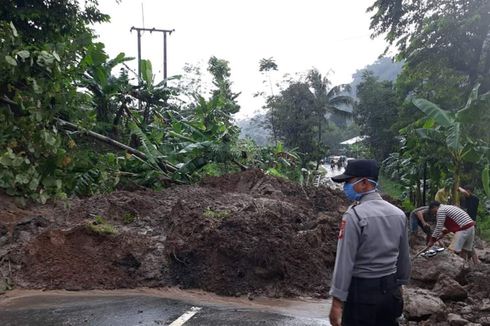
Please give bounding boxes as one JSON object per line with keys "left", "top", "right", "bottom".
{"left": 483, "top": 164, "right": 490, "bottom": 198}
{"left": 80, "top": 43, "right": 134, "bottom": 124}
{"left": 412, "top": 84, "right": 490, "bottom": 204}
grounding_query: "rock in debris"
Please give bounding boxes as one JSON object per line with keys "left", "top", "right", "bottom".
{"left": 460, "top": 305, "right": 472, "bottom": 314}
{"left": 479, "top": 301, "right": 490, "bottom": 312}
{"left": 411, "top": 251, "right": 465, "bottom": 282}
{"left": 0, "top": 223, "right": 8, "bottom": 246}
{"left": 12, "top": 215, "right": 50, "bottom": 242}
{"left": 404, "top": 288, "right": 446, "bottom": 320}
{"left": 478, "top": 316, "right": 490, "bottom": 326}
{"left": 433, "top": 274, "right": 467, "bottom": 301}
{"left": 476, "top": 248, "right": 490, "bottom": 264}
{"left": 447, "top": 313, "right": 469, "bottom": 326}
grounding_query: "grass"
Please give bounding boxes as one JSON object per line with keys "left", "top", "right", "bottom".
{"left": 86, "top": 215, "right": 118, "bottom": 235}
{"left": 203, "top": 208, "right": 230, "bottom": 219}
{"left": 122, "top": 212, "right": 136, "bottom": 225}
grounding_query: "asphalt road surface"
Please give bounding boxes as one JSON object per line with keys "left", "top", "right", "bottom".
{"left": 0, "top": 289, "right": 331, "bottom": 326}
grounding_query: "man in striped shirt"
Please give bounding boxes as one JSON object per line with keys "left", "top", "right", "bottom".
{"left": 427, "top": 201, "right": 476, "bottom": 260}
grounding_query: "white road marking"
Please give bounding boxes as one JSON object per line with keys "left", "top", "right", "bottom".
{"left": 168, "top": 306, "right": 202, "bottom": 326}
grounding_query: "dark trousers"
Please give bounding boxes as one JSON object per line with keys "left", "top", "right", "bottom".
{"left": 342, "top": 274, "right": 403, "bottom": 326}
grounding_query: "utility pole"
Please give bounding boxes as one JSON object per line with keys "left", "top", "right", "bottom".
{"left": 163, "top": 32, "right": 169, "bottom": 80}
{"left": 130, "top": 27, "right": 175, "bottom": 82}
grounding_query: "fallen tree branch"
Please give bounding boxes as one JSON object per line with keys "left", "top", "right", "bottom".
{"left": 56, "top": 118, "right": 178, "bottom": 174}
{"left": 232, "top": 159, "right": 248, "bottom": 171}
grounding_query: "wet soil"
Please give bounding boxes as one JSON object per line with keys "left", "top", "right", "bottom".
{"left": 0, "top": 169, "right": 347, "bottom": 298}
{"left": 1, "top": 169, "right": 490, "bottom": 324}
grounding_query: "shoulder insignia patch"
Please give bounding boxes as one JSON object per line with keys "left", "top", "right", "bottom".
{"left": 338, "top": 220, "right": 347, "bottom": 239}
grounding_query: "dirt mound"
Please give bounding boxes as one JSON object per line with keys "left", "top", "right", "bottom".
{"left": 1, "top": 169, "right": 348, "bottom": 297}
{"left": 202, "top": 169, "right": 305, "bottom": 199}
{"left": 4, "top": 167, "right": 489, "bottom": 317}
{"left": 13, "top": 226, "right": 155, "bottom": 290}
{"left": 164, "top": 169, "right": 347, "bottom": 297}
{"left": 164, "top": 190, "right": 343, "bottom": 297}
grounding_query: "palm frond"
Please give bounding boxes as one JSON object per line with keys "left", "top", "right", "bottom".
{"left": 129, "top": 121, "right": 165, "bottom": 171}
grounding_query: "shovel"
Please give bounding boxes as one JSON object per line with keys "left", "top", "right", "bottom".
{"left": 412, "top": 245, "right": 432, "bottom": 261}
{"left": 411, "top": 236, "right": 444, "bottom": 262}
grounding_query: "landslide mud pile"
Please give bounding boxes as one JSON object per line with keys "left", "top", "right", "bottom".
{"left": 2, "top": 169, "right": 490, "bottom": 323}
{"left": 0, "top": 169, "right": 348, "bottom": 297}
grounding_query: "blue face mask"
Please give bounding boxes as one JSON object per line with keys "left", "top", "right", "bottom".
{"left": 343, "top": 178, "right": 378, "bottom": 201}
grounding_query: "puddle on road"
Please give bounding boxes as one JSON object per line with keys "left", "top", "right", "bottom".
{"left": 0, "top": 287, "right": 330, "bottom": 320}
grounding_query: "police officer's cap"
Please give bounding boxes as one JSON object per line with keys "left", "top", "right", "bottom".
{"left": 331, "top": 159, "right": 379, "bottom": 183}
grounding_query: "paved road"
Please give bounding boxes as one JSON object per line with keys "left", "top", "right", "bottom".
{"left": 0, "top": 290, "right": 330, "bottom": 326}
{"left": 315, "top": 164, "right": 345, "bottom": 189}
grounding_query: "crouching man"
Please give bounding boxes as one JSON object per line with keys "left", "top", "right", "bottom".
{"left": 427, "top": 201, "right": 475, "bottom": 261}
{"left": 408, "top": 206, "right": 432, "bottom": 247}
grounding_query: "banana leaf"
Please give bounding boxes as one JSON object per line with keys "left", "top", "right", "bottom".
{"left": 412, "top": 98, "right": 453, "bottom": 127}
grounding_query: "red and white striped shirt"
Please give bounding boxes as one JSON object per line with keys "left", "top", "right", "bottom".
{"left": 431, "top": 204, "right": 474, "bottom": 240}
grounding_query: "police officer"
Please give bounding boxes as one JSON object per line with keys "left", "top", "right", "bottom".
{"left": 328, "top": 159, "right": 410, "bottom": 326}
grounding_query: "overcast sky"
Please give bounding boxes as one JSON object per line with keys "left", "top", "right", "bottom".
{"left": 94, "top": 0, "right": 387, "bottom": 119}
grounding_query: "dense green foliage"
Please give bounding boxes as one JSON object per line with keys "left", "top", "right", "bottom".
{"left": 369, "top": 0, "right": 490, "bottom": 93}
{"left": 358, "top": 0, "right": 490, "bottom": 227}
{"left": 260, "top": 68, "right": 354, "bottom": 168}
{"left": 354, "top": 72, "right": 399, "bottom": 161}
{"left": 0, "top": 0, "right": 109, "bottom": 202}
{"left": 412, "top": 85, "right": 490, "bottom": 204}
{"left": 1, "top": 0, "right": 489, "bottom": 225}
{"left": 0, "top": 1, "right": 313, "bottom": 203}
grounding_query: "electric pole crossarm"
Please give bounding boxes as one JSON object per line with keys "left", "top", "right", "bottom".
{"left": 130, "top": 26, "right": 175, "bottom": 81}
{"left": 130, "top": 26, "right": 175, "bottom": 34}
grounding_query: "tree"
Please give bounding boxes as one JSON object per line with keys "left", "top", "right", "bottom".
{"left": 0, "top": 0, "right": 108, "bottom": 202}
{"left": 208, "top": 56, "right": 240, "bottom": 117}
{"left": 258, "top": 57, "right": 279, "bottom": 144}
{"left": 79, "top": 43, "right": 133, "bottom": 125}
{"left": 368, "top": 0, "right": 490, "bottom": 93}
{"left": 269, "top": 82, "right": 317, "bottom": 166}
{"left": 367, "top": 0, "right": 490, "bottom": 206}
{"left": 355, "top": 71, "right": 400, "bottom": 161}
{"left": 306, "top": 69, "right": 353, "bottom": 168}
{"left": 412, "top": 84, "right": 490, "bottom": 204}
{"left": 259, "top": 57, "right": 278, "bottom": 96}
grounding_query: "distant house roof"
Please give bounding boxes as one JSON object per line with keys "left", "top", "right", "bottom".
{"left": 340, "top": 135, "right": 369, "bottom": 145}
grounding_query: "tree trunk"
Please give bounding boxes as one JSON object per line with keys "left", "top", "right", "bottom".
{"left": 452, "top": 158, "right": 462, "bottom": 206}
{"left": 56, "top": 118, "right": 177, "bottom": 173}
{"left": 269, "top": 104, "right": 277, "bottom": 145}
{"left": 315, "top": 115, "right": 322, "bottom": 170}
{"left": 415, "top": 178, "right": 422, "bottom": 207}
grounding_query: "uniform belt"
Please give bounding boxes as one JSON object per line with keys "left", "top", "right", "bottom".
{"left": 350, "top": 273, "right": 398, "bottom": 292}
